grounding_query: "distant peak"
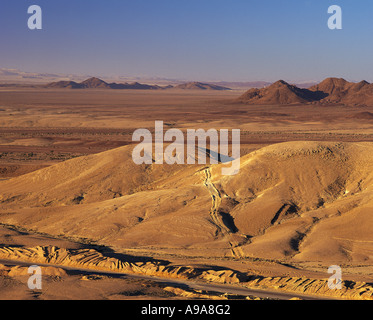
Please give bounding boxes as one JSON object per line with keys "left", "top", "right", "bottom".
{"left": 274, "top": 80, "right": 288, "bottom": 85}
{"left": 271, "top": 80, "right": 291, "bottom": 87}
{"left": 359, "top": 80, "right": 370, "bottom": 85}
{"left": 80, "top": 77, "right": 109, "bottom": 88}
{"left": 82, "top": 77, "right": 106, "bottom": 83}
{"left": 320, "top": 77, "right": 347, "bottom": 84}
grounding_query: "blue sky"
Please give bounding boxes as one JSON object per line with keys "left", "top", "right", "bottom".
{"left": 1, "top": 0, "right": 373, "bottom": 82}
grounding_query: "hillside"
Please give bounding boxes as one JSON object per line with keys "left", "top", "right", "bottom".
{"left": 239, "top": 78, "right": 373, "bottom": 106}
{"left": 45, "top": 77, "right": 168, "bottom": 90}
{"left": 238, "top": 80, "right": 324, "bottom": 104}
{"left": 173, "top": 82, "right": 231, "bottom": 90}
{"left": 309, "top": 78, "right": 373, "bottom": 105}
{"left": 2, "top": 142, "right": 373, "bottom": 262}
{"left": 45, "top": 80, "right": 83, "bottom": 89}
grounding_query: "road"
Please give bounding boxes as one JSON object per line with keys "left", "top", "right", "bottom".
{"left": 0, "top": 258, "right": 334, "bottom": 300}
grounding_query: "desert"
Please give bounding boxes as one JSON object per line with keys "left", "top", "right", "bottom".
{"left": 4, "top": 1, "right": 373, "bottom": 307}
{"left": 1, "top": 77, "right": 373, "bottom": 301}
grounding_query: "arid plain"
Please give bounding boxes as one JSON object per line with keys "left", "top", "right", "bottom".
{"left": 2, "top": 80, "right": 373, "bottom": 300}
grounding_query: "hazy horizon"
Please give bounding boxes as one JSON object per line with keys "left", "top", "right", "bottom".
{"left": 2, "top": 0, "right": 373, "bottom": 82}
{"left": 0, "top": 66, "right": 327, "bottom": 85}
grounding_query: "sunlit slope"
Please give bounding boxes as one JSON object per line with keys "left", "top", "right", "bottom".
{"left": 2, "top": 141, "right": 373, "bottom": 262}
{"left": 0, "top": 145, "right": 202, "bottom": 208}
{"left": 210, "top": 141, "right": 373, "bottom": 262}
{"left": 0, "top": 145, "right": 216, "bottom": 249}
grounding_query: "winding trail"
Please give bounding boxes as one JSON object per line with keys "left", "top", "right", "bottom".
{"left": 202, "top": 168, "right": 245, "bottom": 258}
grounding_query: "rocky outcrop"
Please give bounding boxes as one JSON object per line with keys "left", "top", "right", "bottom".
{"left": 0, "top": 245, "right": 373, "bottom": 299}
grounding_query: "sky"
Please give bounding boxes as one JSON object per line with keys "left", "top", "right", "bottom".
{"left": 1, "top": 0, "right": 373, "bottom": 82}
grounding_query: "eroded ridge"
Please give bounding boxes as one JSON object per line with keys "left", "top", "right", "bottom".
{"left": 1, "top": 245, "right": 373, "bottom": 300}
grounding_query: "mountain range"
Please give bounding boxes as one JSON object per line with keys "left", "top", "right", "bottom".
{"left": 239, "top": 77, "right": 373, "bottom": 106}
{"left": 172, "top": 81, "right": 231, "bottom": 90}
{"left": 45, "top": 77, "right": 172, "bottom": 90}
{"left": 45, "top": 77, "right": 231, "bottom": 91}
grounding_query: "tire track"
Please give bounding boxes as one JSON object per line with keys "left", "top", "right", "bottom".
{"left": 202, "top": 168, "right": 245, "bottom": 258}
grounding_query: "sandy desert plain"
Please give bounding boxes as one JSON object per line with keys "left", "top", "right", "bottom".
{"left": 2, "top": 79, "right": 373, "bottom": 300}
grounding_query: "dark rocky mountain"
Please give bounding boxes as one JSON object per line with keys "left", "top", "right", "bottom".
{"left": 239, "top": 78, "right": 373, "bottom": 106}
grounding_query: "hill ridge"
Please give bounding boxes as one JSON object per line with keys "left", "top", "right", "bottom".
{"left": 46, "top": 78, "right": 232, "bottom": 91}
{"left": 46, "top": 77, "right": 170, "bottom": 90}
{"left": 2, "top": 141, "right": 373, "bottom": 262}
{"left": 239, "top": 77, "right": 373, "bottom": 105}
{"left": 173, "top": 82, "right": 231, "bottom": 91}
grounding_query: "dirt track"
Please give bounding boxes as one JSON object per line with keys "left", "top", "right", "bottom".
{"left": 203, "top": 168, "right": 246, "bottom": 258}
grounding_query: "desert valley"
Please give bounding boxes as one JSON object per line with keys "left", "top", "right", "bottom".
{"left": 1, "top": 77, "right": 373, "bottom": 300}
